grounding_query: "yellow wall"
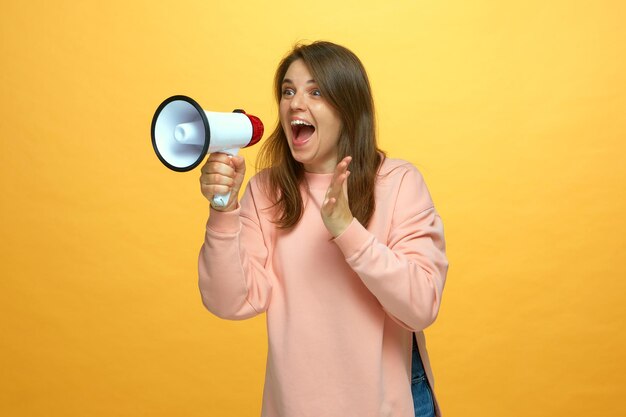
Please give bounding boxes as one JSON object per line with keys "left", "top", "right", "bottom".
{"left": 1, "top": 1, "right": 624, "bottom": 416}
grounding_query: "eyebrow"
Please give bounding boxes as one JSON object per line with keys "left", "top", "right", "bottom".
{"left": 282, "top": 78, "right": 317, "bottom": 85}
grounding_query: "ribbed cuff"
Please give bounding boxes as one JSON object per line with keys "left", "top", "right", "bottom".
{"left": 332, "top": 218, "right": 373, "bottom": 260}
{"left": 206, "top": 205, "right": 241, "bottom": 235}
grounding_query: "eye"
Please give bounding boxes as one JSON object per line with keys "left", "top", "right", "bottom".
{"left": 282, "top": 88, "right": 295, "bottom": 97}
{"left": 311, "top": 89, "right": 322, "bottom": 97}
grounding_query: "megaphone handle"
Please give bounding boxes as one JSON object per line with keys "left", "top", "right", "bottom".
{"left": 211, "top": 148, "right": 240, "bottom": 208}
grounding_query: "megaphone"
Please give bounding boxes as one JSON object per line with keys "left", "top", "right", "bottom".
{"left": 151, "top": 95, "right": 264, "bottom": 207}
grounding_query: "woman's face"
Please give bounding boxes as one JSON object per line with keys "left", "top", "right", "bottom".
{"left": 279, "top": 59, "right": 343, "bottom": 174}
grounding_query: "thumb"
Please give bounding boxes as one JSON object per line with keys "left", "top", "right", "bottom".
{"left": 230, "top": 155, "right": 246, "bottom": 175}
{"left": 229, "top": 156, "right": 247, "bottom": 199}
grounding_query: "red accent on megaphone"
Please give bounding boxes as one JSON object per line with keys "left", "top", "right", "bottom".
{"left": 244, "top": 113, "right": 264, "bottom": 147}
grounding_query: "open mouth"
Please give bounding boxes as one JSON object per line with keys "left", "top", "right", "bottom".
{"left": 290, "top": 119, "right": 315, "bottom": 145}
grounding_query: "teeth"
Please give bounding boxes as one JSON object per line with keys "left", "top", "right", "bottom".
{"left": 290, "top": 120, "right": 312, "bottom": 126}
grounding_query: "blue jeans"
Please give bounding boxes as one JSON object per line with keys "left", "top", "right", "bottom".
{"left": 411, "top": 334, "right": 435, "bottom": 417}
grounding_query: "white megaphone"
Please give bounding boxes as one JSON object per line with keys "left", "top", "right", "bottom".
{"left": 151, "top": 95, "right": 264, "bottom": 207}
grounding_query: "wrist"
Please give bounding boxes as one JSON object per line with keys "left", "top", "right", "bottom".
{"left": 330, "top": 215, "right": 354, "bottom": 238}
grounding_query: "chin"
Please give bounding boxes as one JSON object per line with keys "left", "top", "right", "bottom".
{"left": 289, "top": 150, "right": 309, "bottom": 165}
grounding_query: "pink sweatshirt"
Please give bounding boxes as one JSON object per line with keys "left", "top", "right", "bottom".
{"left": 198, "top": 157, "right": 449, "bottom": 417}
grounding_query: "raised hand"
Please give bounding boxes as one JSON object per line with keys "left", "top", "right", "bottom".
{"left": 321, "top": 156, "right": 354, "bottom": 237}
{"left": 199, "top": 153, "right": 246, "bottom": 211}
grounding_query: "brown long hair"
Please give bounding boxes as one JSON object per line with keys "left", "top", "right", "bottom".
{"left": 257, "top": 41, "right": 385, "bottom": 229}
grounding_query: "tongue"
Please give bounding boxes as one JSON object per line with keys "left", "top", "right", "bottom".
{"left": 294, "top": 125, "right": 315, "bottom": 144}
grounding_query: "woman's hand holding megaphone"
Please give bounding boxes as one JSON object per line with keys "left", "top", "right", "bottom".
{"left": 200, "top": 153, "right": 246, "bottom": 212}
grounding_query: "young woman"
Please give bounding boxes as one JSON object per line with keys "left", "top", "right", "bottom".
{"left": 198, "top": 41, "right": 449, "bottom": 417}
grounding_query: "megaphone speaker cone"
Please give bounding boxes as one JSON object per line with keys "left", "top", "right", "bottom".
{"left": 151, "top": 95, "right": 210, "bottom": 172}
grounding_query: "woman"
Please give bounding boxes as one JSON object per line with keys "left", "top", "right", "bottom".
{"left": 198, "top": 41, "right": 448, "bottom": 417}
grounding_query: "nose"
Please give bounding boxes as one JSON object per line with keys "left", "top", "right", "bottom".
{"left": 290, "top": 90, "right": 305, "bottom": 111}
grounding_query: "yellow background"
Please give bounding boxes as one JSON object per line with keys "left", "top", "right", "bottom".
{"left": 1, "top": 1, "right": 624, "bottom": 416}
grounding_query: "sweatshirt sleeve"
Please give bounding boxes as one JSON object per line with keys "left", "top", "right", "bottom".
{"left": 333, "top": 165, "right": 449, "bottom": 332}
{"left": 198, "top": 182, "right": 273, "bottom": 320}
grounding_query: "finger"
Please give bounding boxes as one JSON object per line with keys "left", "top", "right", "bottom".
{"left": 201, "top": 183, "right": 232, "bottom": 196}
{"left": 207, "top": 152, "right": 234, "bottom": 165}
{"left": 203, "top": 153, "right": 236, "bottom": 173}
{"left": 327, "top": 171, "right": 350, "bottom": 200}
{"left": 201, "top": 160, "right": 236, "bottom": 177}
{"left": 199, "top": 173, "right": 235, "bottom": 187}
{"left": 334, "top": 156, "right": 352, "bottom": 178}
{"left": 332, "top": 156, "right": 352, "bottom": 185}
{"left": 229, "top": 155, "right": 246, "bottom": 174}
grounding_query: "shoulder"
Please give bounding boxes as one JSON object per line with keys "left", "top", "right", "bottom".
{"left": 376, "top": 156, "right": 434, "bottom": 211}
{"left": 377, "top": 156, "right": 426, "bottom": 184}
{"left": 242, "top": 168, "right": 274, "bottom": 211}
{"left": 248, "top": 168, "right": 271, "bottom": 191}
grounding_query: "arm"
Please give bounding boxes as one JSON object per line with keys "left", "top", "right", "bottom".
{"left": 333, "top": 165, "right": 449, "bottom": 332}
{"left": 198, "top": 181, "right": 273, "bottom": 320}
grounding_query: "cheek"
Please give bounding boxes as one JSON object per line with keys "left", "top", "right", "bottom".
{"left": 317, "top": 106, "right": 341, "bottom": 133}
{"left": 333, "top": 119, "right": 342, "bottom": 135}
{"left": 327, "top": 116, "right": 342, "bottom": 140}
{"left": 279, "top": 103, "right": 290, "bottom": 130}
{"left": 279, "top": 98, "right": 291, "bottom": 115}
